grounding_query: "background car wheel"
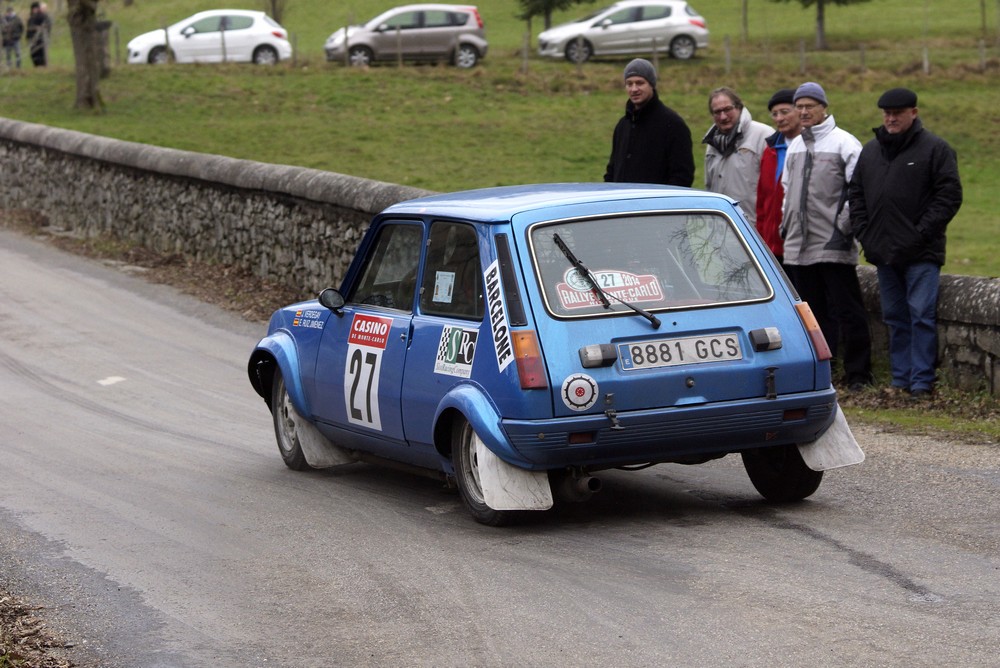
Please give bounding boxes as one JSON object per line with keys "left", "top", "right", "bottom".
{"left": 348, "top": 45, "right": 373, "bottom": 67}
{"left": 669, "top": 35, "right": 697, "bottom": 60}
{"left": 741, "top": 444, "right": 823, "bottom": 502}
{"left": 454, "top": 44, "right": 479, "bottom": 68}
{"left": 252, "top": 45, "right": 279, "bottom": 65}
{"left": 564, "top": 39, "right": 593, "bottom": 64}
{"left": 452, "top": 419, "right": 516, "bottom": 526}
{"left": 271, "top": 369, "right": 310, "bottom": 471}
{"left": 148, "top": 46, "right": 170, "bottom": 64}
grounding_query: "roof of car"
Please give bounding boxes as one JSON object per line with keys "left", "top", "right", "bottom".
{"left": 381, "top": 182, "right": 728, "bottom": 222}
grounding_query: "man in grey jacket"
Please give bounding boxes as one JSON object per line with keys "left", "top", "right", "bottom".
{"left": 702, "top": 86, "right": 772, "bottom": 226}
{"left": 781, "top": 82, "right": 873, "bottom": 391}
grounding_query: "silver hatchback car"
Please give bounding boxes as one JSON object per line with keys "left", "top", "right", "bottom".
{"left": 324, "top": 3, "right": 488, "bottom": 68}
{"left": 538, "top": 0, "right": 708, "bottom": 63}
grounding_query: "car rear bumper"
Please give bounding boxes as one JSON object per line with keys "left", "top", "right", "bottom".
{"left": 501, "top": 388, "right": 838, "bottom": 469}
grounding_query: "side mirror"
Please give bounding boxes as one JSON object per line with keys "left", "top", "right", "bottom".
{"left": 375, "top": 23, "right": 390, "bottom": 33}
{"left": 181, "top": 26, "right": 195, "bottom": 38}
{"left": 599, "top": 19, "right": 613, "bottom": 29}
{"left": 318, "top": 288, "right": 346, "bottom": 312}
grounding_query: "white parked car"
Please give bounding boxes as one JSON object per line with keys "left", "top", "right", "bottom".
{"left": 127, "top": 9, "right": 293, "bottom": 65}
{"left": 538, "top": 0, "right": 708, "bottom": 63}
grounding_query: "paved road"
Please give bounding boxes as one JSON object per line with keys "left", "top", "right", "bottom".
{"left": 1, "top": 228, "right": 998, "bottom": 667}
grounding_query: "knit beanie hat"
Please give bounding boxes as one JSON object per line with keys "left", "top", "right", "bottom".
{"left": 767, "top": 88, "right": 796, "bottom": 110}
{"left": 623, "top": 58, "right": 657, "bottom": 88}
{"left": 793, "top": 82, "right": 828, "bottom": 107}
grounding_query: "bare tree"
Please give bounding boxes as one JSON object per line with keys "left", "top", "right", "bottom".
{"left": 68, "top": 0, "right": 103, "bottom": 111}
{"left": 770, "top": 0, "right": 872, "bottom": 50}
{"left": 262, "top": 0, "right": 287, "bottom": 24}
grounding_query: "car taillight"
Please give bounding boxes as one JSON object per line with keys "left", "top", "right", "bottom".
{"left": 512, "top": 330, "right": 547, "bottom": 389}
{"left": 794, "top": 302, "right": 832, "bottom": 361}
{"left": 689, "top": 19, "right": 706, "bottom": 28}
{"left": 272, "top": 31, "right": 285, "bottom": 39}
{"left": 472, "top": 9, "right": 484, "bottom": 29}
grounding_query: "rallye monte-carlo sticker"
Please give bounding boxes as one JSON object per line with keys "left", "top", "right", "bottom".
{"left": 344, "top": 313, "right": 393, "bottom": 431}
{"left": 483, "top": 259, "right": 514, "bottom": 373}
{"left": 435, "top": 326, "right": 477, "bottom": 378}
{"left": 557, "top": 268, "right": 662, "bottom": 310}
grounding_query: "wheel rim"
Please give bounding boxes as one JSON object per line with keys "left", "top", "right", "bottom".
{"left": 255, "top": 48, "right": 277, "bottom": 65}
{"left": 275, "top": 379, "right": 299, "bottom": 456}
{"left": 671, "top": 37, "right": 695, "bottom": 59}
{"left": 458, "top": 423, "right": 486, "bottom": 505}
{"left": 455, "top": 46, "right": 477, "bottom": 68}
{"left": 566, "top": 41, "right": 589, "bottom": 63}
{"left": 349, "top": 48, "right": 371, "bottom": 67}
{"left": 150, "top": 49, "right": 167, "bottom": 64}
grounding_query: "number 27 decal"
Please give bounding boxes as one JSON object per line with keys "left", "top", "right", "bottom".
{"left": 344, "top": 314, "right": 393, "bottom": 431}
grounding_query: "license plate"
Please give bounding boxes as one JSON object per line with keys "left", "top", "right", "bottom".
{"left": 618, "top": 333, "right": 743, "bottom": 370}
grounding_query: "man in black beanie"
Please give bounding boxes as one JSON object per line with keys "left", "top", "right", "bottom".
{"left": 849, "top": 87, "right": 963, "bottom": 399}
{"left": 603, "top": 58, "right": 694, "bottom": 186}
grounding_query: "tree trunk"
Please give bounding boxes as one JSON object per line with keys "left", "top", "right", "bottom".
{"left": 815, "top": 0, "right": 828, "bottom": 50}
{"left": 68, "top": 0, "right": 103, "bottom": 111}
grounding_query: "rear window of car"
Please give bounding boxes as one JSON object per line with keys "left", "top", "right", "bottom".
{"left": 528, "top": 212, "right": 772, "bottom": 318}
{"left": 425, "top": 10, "right": 468, "bottom": 27}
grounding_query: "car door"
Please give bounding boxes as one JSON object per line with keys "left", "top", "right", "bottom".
{"left": 311, "top": 221, "right": 423, "bottom": 449}
{"left": 590, "top": 6, "right": 640, "bottom": 54}
{"left": 370, "top": 9, "right": 423, "bottom": 60}
{"left": 177, "top": 15, "right": 224, "bottom": 62}
{"left": 635, "top": 4, "right": 673, "bottom": 52}
{"left": 419, "top": 9, "right": 461, "bottom": 59}
{"left": 218, "top": 14, "right": 256, "bottom": 62}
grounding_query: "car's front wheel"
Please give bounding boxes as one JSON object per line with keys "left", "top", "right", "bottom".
{"left": 348, "top": 45, "right": 374, "bottom": 67}
{"left": 741, "top": 444, "right": 823, "bottom": 502}
{"left": 148, "top": 46, "right": 170, "bottom": 64}
{"left": 669, "top": 35, "right": 697, "bottom": 60}
{"left": 454, "top": 44, "right": 479, "bottom": 68}
{"left": 271, "top": 368, "right": 310, "bottom": 471}
{"left": 452, "top": 419, "right": 516, "bottom": 526}
{"left": 564, "top": 38, "right": 593, "bottom": 64}
{"left": 253, "top": 45, "right": 279, "bottom": 65}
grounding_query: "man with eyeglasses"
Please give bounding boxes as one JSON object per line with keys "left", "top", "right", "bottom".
{"left": 781, "top": 81, "right": 873, "bottom": 392}
{"left": 702, "top": 86, "right": 771, "bottom": 228}
{"left": 755, "top": 88, "right": 802, "bottom": 264}
{"left": 848, "top": 88, "right": 962, "bottom": 400}
{"left": 604, "top": 58, "right": 694, "bottom": 187}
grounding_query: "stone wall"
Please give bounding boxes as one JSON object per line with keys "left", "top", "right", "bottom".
{"left": 2, "top": 118, "right": 998, "bottom": 393}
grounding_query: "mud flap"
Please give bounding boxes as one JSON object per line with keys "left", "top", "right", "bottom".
{"left": 475, "top": 437, "right": 553, "bottom": 511}
{"left": 293, "top": 405, "right": 357, "bottom": 468}
{"left": 797, "top": 404, "right": 865, "bottom": 471}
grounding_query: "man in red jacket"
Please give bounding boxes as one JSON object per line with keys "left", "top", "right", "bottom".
{"left": 754, "top": 88, "right": 802, "bottom": 264}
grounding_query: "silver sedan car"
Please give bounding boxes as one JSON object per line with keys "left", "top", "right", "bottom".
{"left": 538, "top": 0, "right": 708, "bottom": 63}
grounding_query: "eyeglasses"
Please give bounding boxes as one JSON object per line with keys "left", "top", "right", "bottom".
{"left": 711, "top": 105, "right": 736, "bottom": 117}
{"left": 794, "top": 103, "right": 821, "bottom": 112}
{"left": 770, "top": 108, "right": 794, "bottom": 118}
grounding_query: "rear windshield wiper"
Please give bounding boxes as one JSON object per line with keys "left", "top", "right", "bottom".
{"left": 553, "top": 233, "right": 661, "bottom": 329}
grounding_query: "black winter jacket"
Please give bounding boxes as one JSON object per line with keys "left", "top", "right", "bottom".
{"left": 604, "top": 93, "right": 694, "bottom": 187}
{"left": 848, "top": 118, "right": 962, "bottom": 267}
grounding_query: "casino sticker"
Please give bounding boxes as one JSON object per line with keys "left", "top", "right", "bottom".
{"left": 562, "top": 373, "right": 598, "bottom": 411}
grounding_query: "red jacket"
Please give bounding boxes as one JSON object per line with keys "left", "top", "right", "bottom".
{"left": 755, "top": 131, "right": 786, "bottom": 260}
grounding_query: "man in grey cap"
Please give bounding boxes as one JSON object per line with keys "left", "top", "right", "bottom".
{"left": 604, "top": 58, "right": 694, "bottom": 186}
{"left": 781, "top": 81, "right": 873, "bottom": 391}
{"left": 849, "top": 87, "right": 963, "bottom": 399}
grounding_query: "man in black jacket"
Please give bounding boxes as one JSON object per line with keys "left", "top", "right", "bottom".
{"left": 603, "top": 58, "right": 694, "bottom": 187}
{"left": 849, "top": 87, "right": 963, "bottom": 399}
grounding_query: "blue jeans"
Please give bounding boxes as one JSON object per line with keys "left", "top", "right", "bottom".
{"left": 876, "top": 262, "right": 940, "bottom": 392}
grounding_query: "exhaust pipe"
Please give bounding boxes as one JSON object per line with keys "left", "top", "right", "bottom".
{"left": 555, "top": 472, "right": 602, "bottom": 502}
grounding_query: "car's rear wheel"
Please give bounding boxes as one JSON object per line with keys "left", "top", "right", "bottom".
{"left": 452, "top": 419, "right": 516, "bottom": 526}
{"left": 741, "top": 444, "right": 823, "bottom": 502}
{"left": 271, "top": 368, "right": 310, "bottom": 471}
{"left": 454, "top": 44, "right": 479, "bottom": 68}
{"left": 564, "top": 38, "right": 593, "bottom": 64}
{"left": 253, "top": 45, "right": 279, "bottom": 65}
{"left": 669, "top": 35, "right": 697, "bottom": 60}
{"left": 348, "top": 45, "right": 374, "bottom": 67}
{"left": 148, "top": 46, "right": 170, "bottom": 64}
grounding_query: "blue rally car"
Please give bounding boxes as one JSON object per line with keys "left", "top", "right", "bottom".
{"left": 248, "top": 183, "right": 863, "bottom": 525}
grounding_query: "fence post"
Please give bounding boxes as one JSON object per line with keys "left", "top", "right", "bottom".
{"left": 922, "top": 45, "right": 930, "bottom": 74}
{"left": 522, "top": 29, "right": 529, "bottom": 74}
{"left": 799, "top": 38, "right": 806, "bottom": 74}
{"left": 980, "top": 39, "right": 987, "bottom": 71}
{"left": 396, "top": 27, "right": 403, "bottom": 68}
{"left": 724, "top": 35, "right": 731, "bottom": 75}
{"left": 859, "top": 43, "right": 866, "bottom": 73}
{"left": 652, "top": 38, "right": 659, "bottom": 71}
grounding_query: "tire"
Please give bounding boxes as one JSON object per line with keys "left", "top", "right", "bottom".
{"left": 148, "top": 46, "right": 169, "bottom": 65}
{"left": 454, "top": 44, "right": 479, "bottom": 68}
{"left": 741, "top": 444, "right": 823, "bottom": 502}
{"left": 271, "top": 369, "right": 310, "bottom": 471}
{"left": 252, "top": 45, "right": 279, "bottom": 65}
{"left": 669, "top": 35, "right": 697, "bottom": 60}
{"left": 348, "top": 45, "right": 374, "bottom": 67}
{"left": 564, "top": 39, "right": 592, "bottom": 64}
{"left": 452, "top": 419, "right": 516, "bottom": 526}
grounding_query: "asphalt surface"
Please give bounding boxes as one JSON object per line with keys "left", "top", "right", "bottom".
{"left": 1, "top": 227, "right": 999, "bottom": 667}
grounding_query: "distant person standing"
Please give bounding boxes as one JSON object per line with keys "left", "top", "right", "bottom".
{"left": 701, "top": 86, "right": 771, "bottom": 225}
{"left": 2, "top": 5, "right": 23, "bottom": 68}
{"left": 755, "top": 88, "right": 802, "bottom": 263}
{"left": 604, "top": 58, "right": 694, "bottom": 187}
{"left": 25, "top": 0, "right": 48, "bottom": 67}
{"left": 849, "top": 88, "right": 962, "bottom": 399}
{"left": 781, "top": 81, "right": 873, "bottom": 390}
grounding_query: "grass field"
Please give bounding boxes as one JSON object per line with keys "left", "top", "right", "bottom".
{"left": 2, "top": 0, "right": 999, "bottom": 277}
